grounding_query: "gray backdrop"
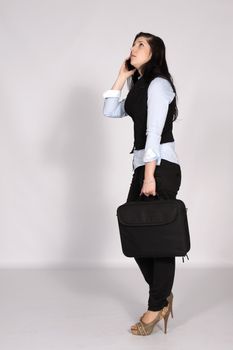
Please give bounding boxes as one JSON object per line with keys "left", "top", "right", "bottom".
{"left": 0, "top": 0, "right": 232, "bottom": 268}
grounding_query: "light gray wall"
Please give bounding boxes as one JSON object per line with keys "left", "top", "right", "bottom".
{"left": 0, "top": 0, "right": 232, "bottom": 268}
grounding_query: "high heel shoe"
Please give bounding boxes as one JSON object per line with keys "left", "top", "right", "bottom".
{"left": 131, "top": 291, "right": 174, "bottom": 332}
{"left": 131, "top": 304, "right": 171, "bottom": 335}
{"left": 167, "top": 291, "right": 174, "bottom": 318}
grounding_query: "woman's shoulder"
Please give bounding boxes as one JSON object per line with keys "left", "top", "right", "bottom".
{"left": 148, "top": 77, "right": 175, "bottom": 102}
{"left": 149, "top": 76, "right": 172, "bottom": 89}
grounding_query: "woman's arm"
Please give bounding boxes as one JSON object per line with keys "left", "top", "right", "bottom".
{"left": 143, "top": 78, "right": 175, "bottom": 180}
{"left": 102, "top": 74, "right": 129, "bottom": 118}
{"left": 103, "top": 57, "right": 136, "bottom": 118}
{"left": 111, "top": 74, "right": 128, "bottom": 91}
{"left": 103, "top": 92, "right": 128, "bottom": 118}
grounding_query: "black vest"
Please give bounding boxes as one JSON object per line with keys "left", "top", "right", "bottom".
{"left": 124, "top": 76, "right": 175, "bottom": 154}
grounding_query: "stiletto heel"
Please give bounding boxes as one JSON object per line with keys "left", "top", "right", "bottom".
{"left": 163, "top": 307, "right": 170, "bottom": 334}
{"left": 130, "top": 303, "right": 172, "bottom": 336}
{"left": 162, "top": 297, "right": 173, "bottom": 334}
{"left": 163, "top": 315, "right": 168, "bottom": 333}
{"left": 131, "top": 308, "right": 165, "bottom": 336}
{"left": 167, "top": 291, "right": 174, "bottom": 318}
{"left": 130, "top": 291, "right": 174, "bottom": 332}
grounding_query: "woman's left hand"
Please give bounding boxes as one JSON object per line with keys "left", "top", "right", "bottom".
{"left": 140, "top": 178, "right": 157, "bottom": 197}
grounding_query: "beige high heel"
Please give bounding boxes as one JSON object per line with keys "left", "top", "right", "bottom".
{"left": 131, "top": 291, "right": 174, "bottom": 332}
{"left": 131, "top": 304, "right": 171, "bottom": 335}
{"left": 167, "top": 291, "right": 174, "bottom": 318}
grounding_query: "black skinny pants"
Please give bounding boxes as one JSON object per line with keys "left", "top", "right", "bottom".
{"left": 126, "top": 159, "right": 182, "bottom": 311}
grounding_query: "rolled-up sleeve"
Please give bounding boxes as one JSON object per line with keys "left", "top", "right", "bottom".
{"left": 102, "top": 89, "right": 128, "bottom": 118}
{"left": 143, "top": 78, "right": 175, "bottom": 164}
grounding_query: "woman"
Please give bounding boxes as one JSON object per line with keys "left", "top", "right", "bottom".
{"left": 103, "top": 32, "right": 182, "bottom": 336}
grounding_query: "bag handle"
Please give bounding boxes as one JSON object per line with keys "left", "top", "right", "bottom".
{"left": 139, "top": 192, "right": 161, "bottom": 201}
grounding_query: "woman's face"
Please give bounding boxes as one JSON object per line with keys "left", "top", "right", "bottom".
{"left": 130, "top": 37, "right": 152, "bottom": 73}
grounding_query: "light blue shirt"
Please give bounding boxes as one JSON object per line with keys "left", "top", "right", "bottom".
{"left": 103, "top": 76, "right": 180, "bottom": 172}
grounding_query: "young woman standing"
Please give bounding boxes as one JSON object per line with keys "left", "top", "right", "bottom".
{"left": 103, "top": 32, "right": 182, "bottom": 336}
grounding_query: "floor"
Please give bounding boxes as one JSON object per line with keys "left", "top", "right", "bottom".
{"left": 0, "top": 264, "right": 232, "bottom": 350}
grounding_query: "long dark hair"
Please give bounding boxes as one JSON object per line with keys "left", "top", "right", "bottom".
{"left": 127, "top": 32, "right": 178, "bottom": 122}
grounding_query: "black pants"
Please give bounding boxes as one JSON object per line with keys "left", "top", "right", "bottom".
{"left": 126, "top": 159, "right": 182, "bottom": 311}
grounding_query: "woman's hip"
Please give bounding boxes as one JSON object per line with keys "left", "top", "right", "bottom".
{"left": 127, "top": 159, "right": 182, "bottom": 201}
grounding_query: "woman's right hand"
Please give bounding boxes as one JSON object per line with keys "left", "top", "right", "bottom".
{"left": 118, "top": 56, "right": 136, "bottom": 79}
{"left": 140, "top": 178, "right": 157, "bottom": 197}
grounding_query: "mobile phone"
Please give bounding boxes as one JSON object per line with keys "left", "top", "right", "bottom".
{"left": 125, "top": 58, "right": 135, "bottom": 71}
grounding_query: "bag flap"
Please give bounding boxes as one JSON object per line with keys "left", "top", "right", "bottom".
{"left": 116, "top": 200, "right": 178, "bottom": 226}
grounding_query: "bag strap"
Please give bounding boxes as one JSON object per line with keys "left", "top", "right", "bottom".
{"left": 139, "top": 193, "right": 161, "bottom": 201}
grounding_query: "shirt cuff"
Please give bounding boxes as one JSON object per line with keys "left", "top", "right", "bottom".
{"left": 103, "top": 90, "right": 121, "bottom": 98}
{"left": 143, "top": 148, "right": 161, "bottom": 164}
